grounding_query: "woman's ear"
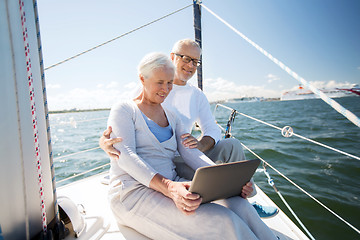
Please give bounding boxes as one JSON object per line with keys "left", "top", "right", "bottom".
{"left": 139, "top": 74, "right": 145, "bottom": 84}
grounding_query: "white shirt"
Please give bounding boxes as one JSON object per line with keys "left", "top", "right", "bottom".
{"left": 162, "top": 82, "right": 221, "bottom": 143}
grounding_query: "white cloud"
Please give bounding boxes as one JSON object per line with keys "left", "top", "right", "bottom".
{"left": 47, "top": 80, "right": 139, "bottom": 111}
{"left": 125, "top": 82, "right": 138, "bottom": 89}
{"left": 266, "top": 74, "right": 280, "bottom": 83}
{"left": 105, "top": 81, "right": 120, "bottom": 89}
{"left": 203, "top": 78, "right": 280, "bottom": 102}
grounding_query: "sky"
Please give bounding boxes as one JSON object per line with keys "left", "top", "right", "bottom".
{"left": 37, "top": 0, "right": 360, "bottom": 111}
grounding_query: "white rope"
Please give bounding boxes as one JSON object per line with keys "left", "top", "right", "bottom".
{"left": 201, "top": 3, "right": 360, "bottom": 129}
{"left": 277, "top": 191, "right": 315, "bottom": 240}
{"left": 241, "top": 143, "right": 360, "bottom": 235}
{"left": 216, "top": 103, "right": 360, "bottom": 161}
{"left": 291, "top": 132, "right": 360, "bottom": 161}
{"left": 276, "top": 191, "right": 315, "bottom": 240}
{"left": 262, "top": 161, "right": 316, "bottom": 239}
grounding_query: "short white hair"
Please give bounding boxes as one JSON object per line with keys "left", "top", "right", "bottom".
{"left": 171, "top": 39, "right": 202, "bottom": 54}
{"left": 137, "top": 52, "right": 175, "bottom": 79}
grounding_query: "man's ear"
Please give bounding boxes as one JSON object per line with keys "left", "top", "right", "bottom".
{"left": 170, "top": 52, "right": 175, "bottom": 61}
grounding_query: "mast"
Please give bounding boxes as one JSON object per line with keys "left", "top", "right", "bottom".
{"left": 193, "top": 0, "right": 203, "bottom": 90}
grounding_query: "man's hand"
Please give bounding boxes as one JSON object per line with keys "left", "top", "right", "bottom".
{"left": 181, "top": 133, "right": 200, "bottom": 149}
{"left": 180, "top": 134, "right": 215, "bottom": 152}
{"left": 99, "top": 126, "right": 123, "bottom": 160}
{"left": 241, "top": 181, "right": 254, "bottom": 199}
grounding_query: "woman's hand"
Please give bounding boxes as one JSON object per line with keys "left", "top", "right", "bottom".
{"left": 241, "top": 181, "right": 254, "bottom": 199}
{"left": 99, "top": 126, "right": 123, "bottom": 160}
{"left": 167, "top": 181, "right": 202, "bottom": 215}
{"left": 150, "top": 174, "right": 202, "bottom": 215}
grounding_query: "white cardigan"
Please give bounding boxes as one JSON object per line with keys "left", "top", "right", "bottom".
{"left": 107, "top": 100, "right": 214, "bottom": 187}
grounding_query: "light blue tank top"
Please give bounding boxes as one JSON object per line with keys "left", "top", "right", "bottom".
{"left": 141, "top": 111, "right": 173, "bottom": 143}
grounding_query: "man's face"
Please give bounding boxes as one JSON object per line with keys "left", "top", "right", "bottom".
{"left": 171, "top": 44, "right": 201, "bottom": 85}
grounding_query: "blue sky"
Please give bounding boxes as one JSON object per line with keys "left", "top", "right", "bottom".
{"left": 37, "top": 0, "right": 360, "bottom": 110}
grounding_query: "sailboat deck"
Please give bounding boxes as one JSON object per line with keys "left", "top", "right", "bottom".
{"left": 58, "top": 172, "right": 308, "bottom": 240}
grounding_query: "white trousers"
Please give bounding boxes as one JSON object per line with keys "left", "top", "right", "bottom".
{"left": 109, "top": 182, "right": 277, "bottom": 240}
{"left": 205, "top": 138, "right": 246, "bottom": 164}
{"left": 109, "top": 138, "right": 274, "bottom": 239}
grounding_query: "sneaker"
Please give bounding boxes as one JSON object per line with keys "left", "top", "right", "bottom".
{"left": 252, "top": 202, "right": 279, "bottom": 218}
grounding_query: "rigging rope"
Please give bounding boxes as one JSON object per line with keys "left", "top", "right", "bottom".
{"left": 44, "top": 4, "right": 192, "bottom": 71}
{"left": 217, "top": 105, "right": 314, "bottom": 238}
{"left": 201, "top": 3, "right": 360, "bottom": 129}
{"left": 261, "top": 153, "right": 315, "bottom": 240}
{"left": 241, "top": 143, "right": 360, "bottom": 236}
{"left": 216, "top": 103, "right": 360, "bottom": 161}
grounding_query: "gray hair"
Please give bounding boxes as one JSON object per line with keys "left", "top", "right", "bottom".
{"left": 171, "top": 39, "right": 202, "bottom": 54}
{"left": 137, "top": 52, "right": 175, "bottom": 79}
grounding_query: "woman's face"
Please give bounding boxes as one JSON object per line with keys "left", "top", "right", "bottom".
{"left": 140, "top": 66, "right": 174, "bottom": 104}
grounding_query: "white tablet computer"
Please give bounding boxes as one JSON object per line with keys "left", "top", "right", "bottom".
{"left": 189, "top": 159, "right": 260, "bottom": 204}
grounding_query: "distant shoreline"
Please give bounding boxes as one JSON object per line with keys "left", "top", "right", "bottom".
{"left": 49, "top": 108, "right": 110, "bottom": 114}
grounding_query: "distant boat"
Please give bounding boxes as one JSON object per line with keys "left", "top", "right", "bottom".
{"left": 280, "top": 84, "right": 360, "bottom": 101}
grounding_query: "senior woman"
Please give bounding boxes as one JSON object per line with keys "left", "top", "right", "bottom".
{"left": 107, "top": 52, "right": 277, "bottom": 240}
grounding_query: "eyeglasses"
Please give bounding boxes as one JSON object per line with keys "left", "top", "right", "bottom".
{"left": 174, "top": 53, "right": 201, "bottom": 67}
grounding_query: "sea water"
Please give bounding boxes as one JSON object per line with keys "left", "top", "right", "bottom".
{"left": 50, "top": 97, "right": 360, "bottom": 240}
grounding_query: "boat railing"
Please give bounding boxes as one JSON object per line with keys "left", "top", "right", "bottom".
{"left": 56, "top": 161, "right": 109, "bottom": 184}
{"left": 214, "top": 103, "right": 360, "bottom": 162}
{"left": 51, "top": 115, "right": 110, "bottom": 184}
{"left": 213, "top": 103, "right": 360, "bottom": 237}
